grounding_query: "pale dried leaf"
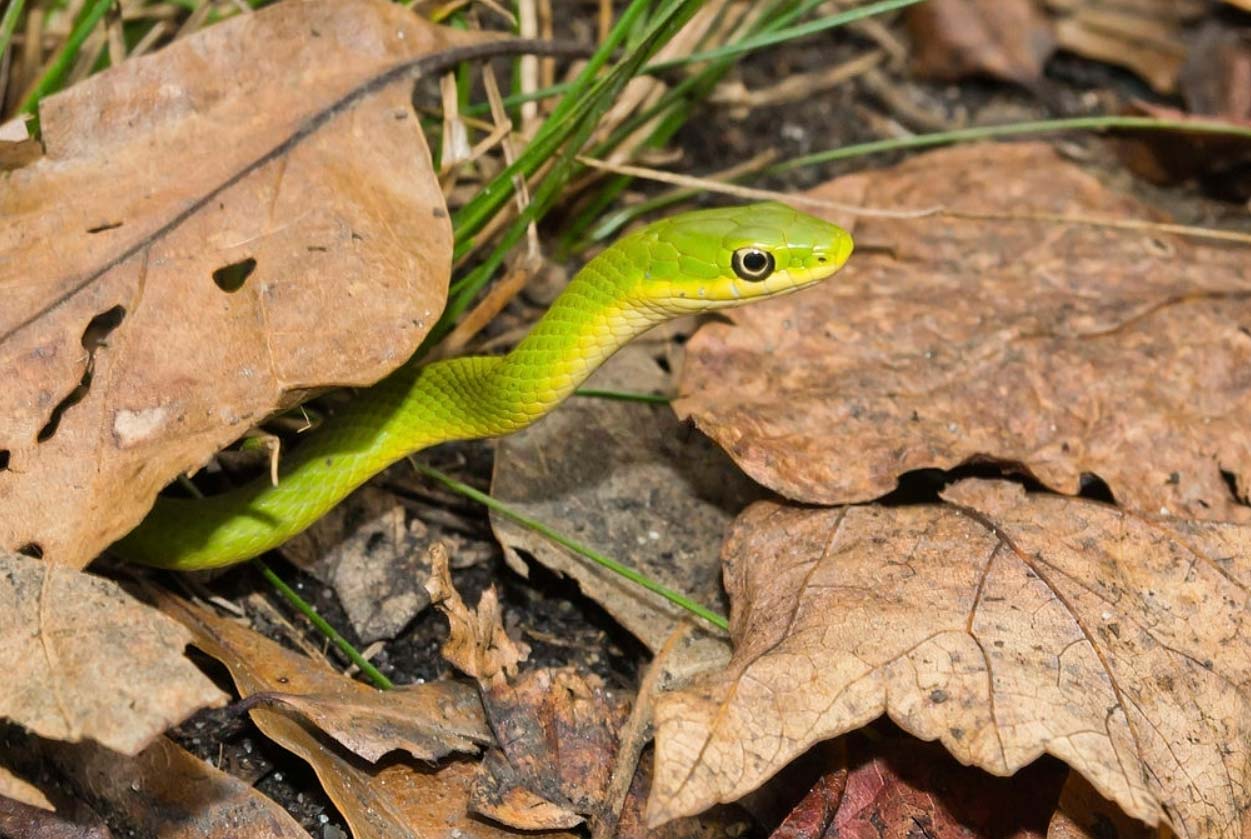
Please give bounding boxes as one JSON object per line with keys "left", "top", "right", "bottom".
{"left": 906, "top": 0, "right": 1054, "bottom": 85}
{"left": 248, "top": 681, "right": 490, "bottom": 762}
{"left": 48, "top": 736, "right": 309, "bottom": 839}
{"left": 158, "top": 594, "right": 556, "bottom": 839}
{"left": 1051, "top": 3, "right": 1188, "bottom": 93}
{"left": 491, "top": 330, "right": 757, "bottom": 652}
{"left": 425, "top": 543, "right": 530, "bottom": 685}
{"left": 1, "top": 0, "right": 472, "bottom": 567}
{"left": 649, "top": 480, "right": 1250, "bottom": 839}
{"left": 0, "top": 552, "right": 225, "bottom": 754}
{"left": 0, "top": 766, "right": 52, "bottom": 812}
{"left": 677, "top": 143, "right": 1251, "bottom": 522}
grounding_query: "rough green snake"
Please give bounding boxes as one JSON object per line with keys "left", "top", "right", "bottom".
{"left": 115, "top": 202, "right": 853, "bottom": 570}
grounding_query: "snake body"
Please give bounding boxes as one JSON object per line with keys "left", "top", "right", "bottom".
{"left": 116, "top": 203, "right": 853, "bottom": 570}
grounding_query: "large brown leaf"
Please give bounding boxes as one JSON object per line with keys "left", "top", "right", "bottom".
{"left": 1, "top": 0, "right": 471, "bottom": 567}
{"left": 0, "top": 552, "right": 225, "bottom": 755}
{"left": 648, "top": 480, "right": 1250, "bottom": 839}
{"left": 676, "top": 143, "right": 1251, "bottom": 522}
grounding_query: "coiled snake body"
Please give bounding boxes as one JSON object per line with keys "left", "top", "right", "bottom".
{"left": 117, "top": 203, "right": 853, "bottom": 570}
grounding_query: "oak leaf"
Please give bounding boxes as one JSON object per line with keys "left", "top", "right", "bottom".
{"left": 676, "top": 143, "right": 1251, "bottom": 522}
{"left": 648, "top": 480, "right": 1250, "bottom": 839}
{"left": 1, "top": 0, "right": 473, "bottom": 567}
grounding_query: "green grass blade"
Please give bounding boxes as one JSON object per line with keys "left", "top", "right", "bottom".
{"left": 19, "top": 0, "right": 114, "bottom": 119}
{"left": 411, "top": 461, "right": 730, "bottom": 632}
{"left": 0, "top": 0, "right": 26, "bottom": 64}
{"left": 254, "top": 559, "right": 395, "bottom": 690}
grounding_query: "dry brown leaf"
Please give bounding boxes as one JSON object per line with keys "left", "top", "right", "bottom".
{"left": 677, "top": 142, "right": 1251, "bottom": 523}
{"left": 246, "top": 680, "right": 490, "bottom": 762}
{"left": 282, "top": 486, "right": 441, "bottom": 643}
{"left": 1048, "top": 0, "right": 1194, "bottom": 93}
{"left": 491, "top": 329, "right": 758, "bottom": 652}
{"left": 1, "top": 0, "right": 475, "bottom": 567}
{"left": 774, "top": 737, "right": 1063, "bottom": 839}
{"left": 158, "top": 593, "right": 561, "bottom": 839}
{"left": 0, "top": 552, "right": 225, "bottom": 754}
{"left": 648, "top": 480, "right": 1250, "bottom": 838}
{"left": 0, "top": 766, "right": 52, "bottom": 812}
{"left": 47, "top": 735, "right": 309, "bottom": 839}
{"left": 615, "top": 748, "right": 750, "bottom": 839}
{"left": 1111, "top": 101, "right": 1251, "bottom": 202}
{"left": 425, "top": 543, "right": 530, "bottom": 685}
{"left": 1048, "top": 772, "right": 1159, "bottom": 839}
{"left": 471, "top": 668, "right": 628, "bottom": 831}
{"left": 906, "top": 0, "right": 1055, "bottom": 86}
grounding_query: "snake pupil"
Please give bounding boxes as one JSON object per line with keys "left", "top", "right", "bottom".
{"left": 732, "top": 248, "right": 775, "bottom": 282}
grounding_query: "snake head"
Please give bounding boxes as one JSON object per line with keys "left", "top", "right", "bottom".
{"left": 622, "top": 201, "right": 854, "bottom": 313}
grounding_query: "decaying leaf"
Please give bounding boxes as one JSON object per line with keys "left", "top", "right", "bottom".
{"left": 649, "top": 480, "right": 1249, "bottom": 838}
{"left": 158, "top": 594, "right": 544, "bottom": 839}
{"left": 471, "top": 668, "right": 628, "bottom": 831}
{"left": 1, "top": 0, "right": 475, "bottom": 567}
{"left": 47, "top": 736, "right": 309, "bottom": 839}
{"left": 906, "top": 0, "right": 1054, "bottom": 86}
{"left": 425, "top": 543, "right": 530, "bottom": 685}
{"left": 0, "top": 552, "right": 225, "bottom": 754}
{"left": 491, "top": 330, "right": 758, "bottom": 652}
{"left": 774, "top": 736, "right": 1064, "bottom": 839}
{"left": 245, "top": 681, "right": 490, "bottom": 763}
{"left": 677, "top": 143, "right": 1251, "bottom": 522}
{"left": 282, "top": 486, "right": 441, "bottom": 643}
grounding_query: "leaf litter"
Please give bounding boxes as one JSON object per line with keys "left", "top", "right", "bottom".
{"left": 677, "top": 142, "right": 1251, "bottom": 522}
{"left": 490, "top": 323, "right": 762, "bottom": 652}
{"left": 156, "top": 589, "right": 554, "bottom": 839}
{"left": 1, "top": 0, "right": 473, "bottom": 568}
{"left": 648, "top": 479, "right": 1249, "bottom": 838}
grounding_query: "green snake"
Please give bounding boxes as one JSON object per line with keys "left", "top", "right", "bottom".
{"left": 115, "top": 202, "right": 853, "bottom": 570}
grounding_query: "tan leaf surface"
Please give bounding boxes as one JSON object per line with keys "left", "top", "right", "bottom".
{"left": 0, "top": 552, "right": 225, "bottom": 754}
{"left": 906, "top": 0, "right": 1055, "bottom": 86}
{"left": 425, "top": 543, "right": 530, "bottom": 685}
{"left": 1049, "top": 1, "right": 1195, "bottom": 93}
{"left": 0, "top": 766, "right": 52, "bottom": 812}
{"left": 1, "top": 0, "right": 470, "bottom": 567}
{"left": 246, "top": 681, "right": 491, "bottom": 763}
{"left": 491, "top": 329, "right": 759, "bottom": 652}
{"left": 158, "top": 593, "right": 564, "bottom": 839}
{"left": 48, "top": 735, "right": 309, "bottom": 839}
{"left": 676, "top": 143, "right": 1251, "bottom": 522}
{"left": 648, "top": 480, "right": 1250, "bottom": 839}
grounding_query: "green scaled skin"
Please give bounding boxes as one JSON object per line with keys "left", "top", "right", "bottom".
{"left": 116, "top": 202, "right": 854, "bottom": 570}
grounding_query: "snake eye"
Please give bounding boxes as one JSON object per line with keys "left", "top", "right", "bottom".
{"left": 731, "top": 247, "right": 775, "bottom": 282}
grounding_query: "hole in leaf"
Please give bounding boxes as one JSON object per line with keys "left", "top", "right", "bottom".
{"left": 212, "top": 257, "right": 257, "bottom": 293}
{"left": 1221, "top": 469, "right": 1249, "bottom": 507}
{"left": 0, "top": 450, "right": 8, "bottom": 471}
{"left": 17, "top": 543, "right": 43, "bottom": 559}
{"left": 1077, "top": 472, "right": 1116, "bottom": 504}
{"left": 86, "top": 221, "right": 123, "bottom": 234}
{"left": 37, "top": 306, "right": 126, "bottom": 442}
{"left": 653, "top": 354, "right": 671, "bottom": 374}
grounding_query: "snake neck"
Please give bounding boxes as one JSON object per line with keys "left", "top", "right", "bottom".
{"left": 472, "top": 255, "right": 660, "bottom": 434}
